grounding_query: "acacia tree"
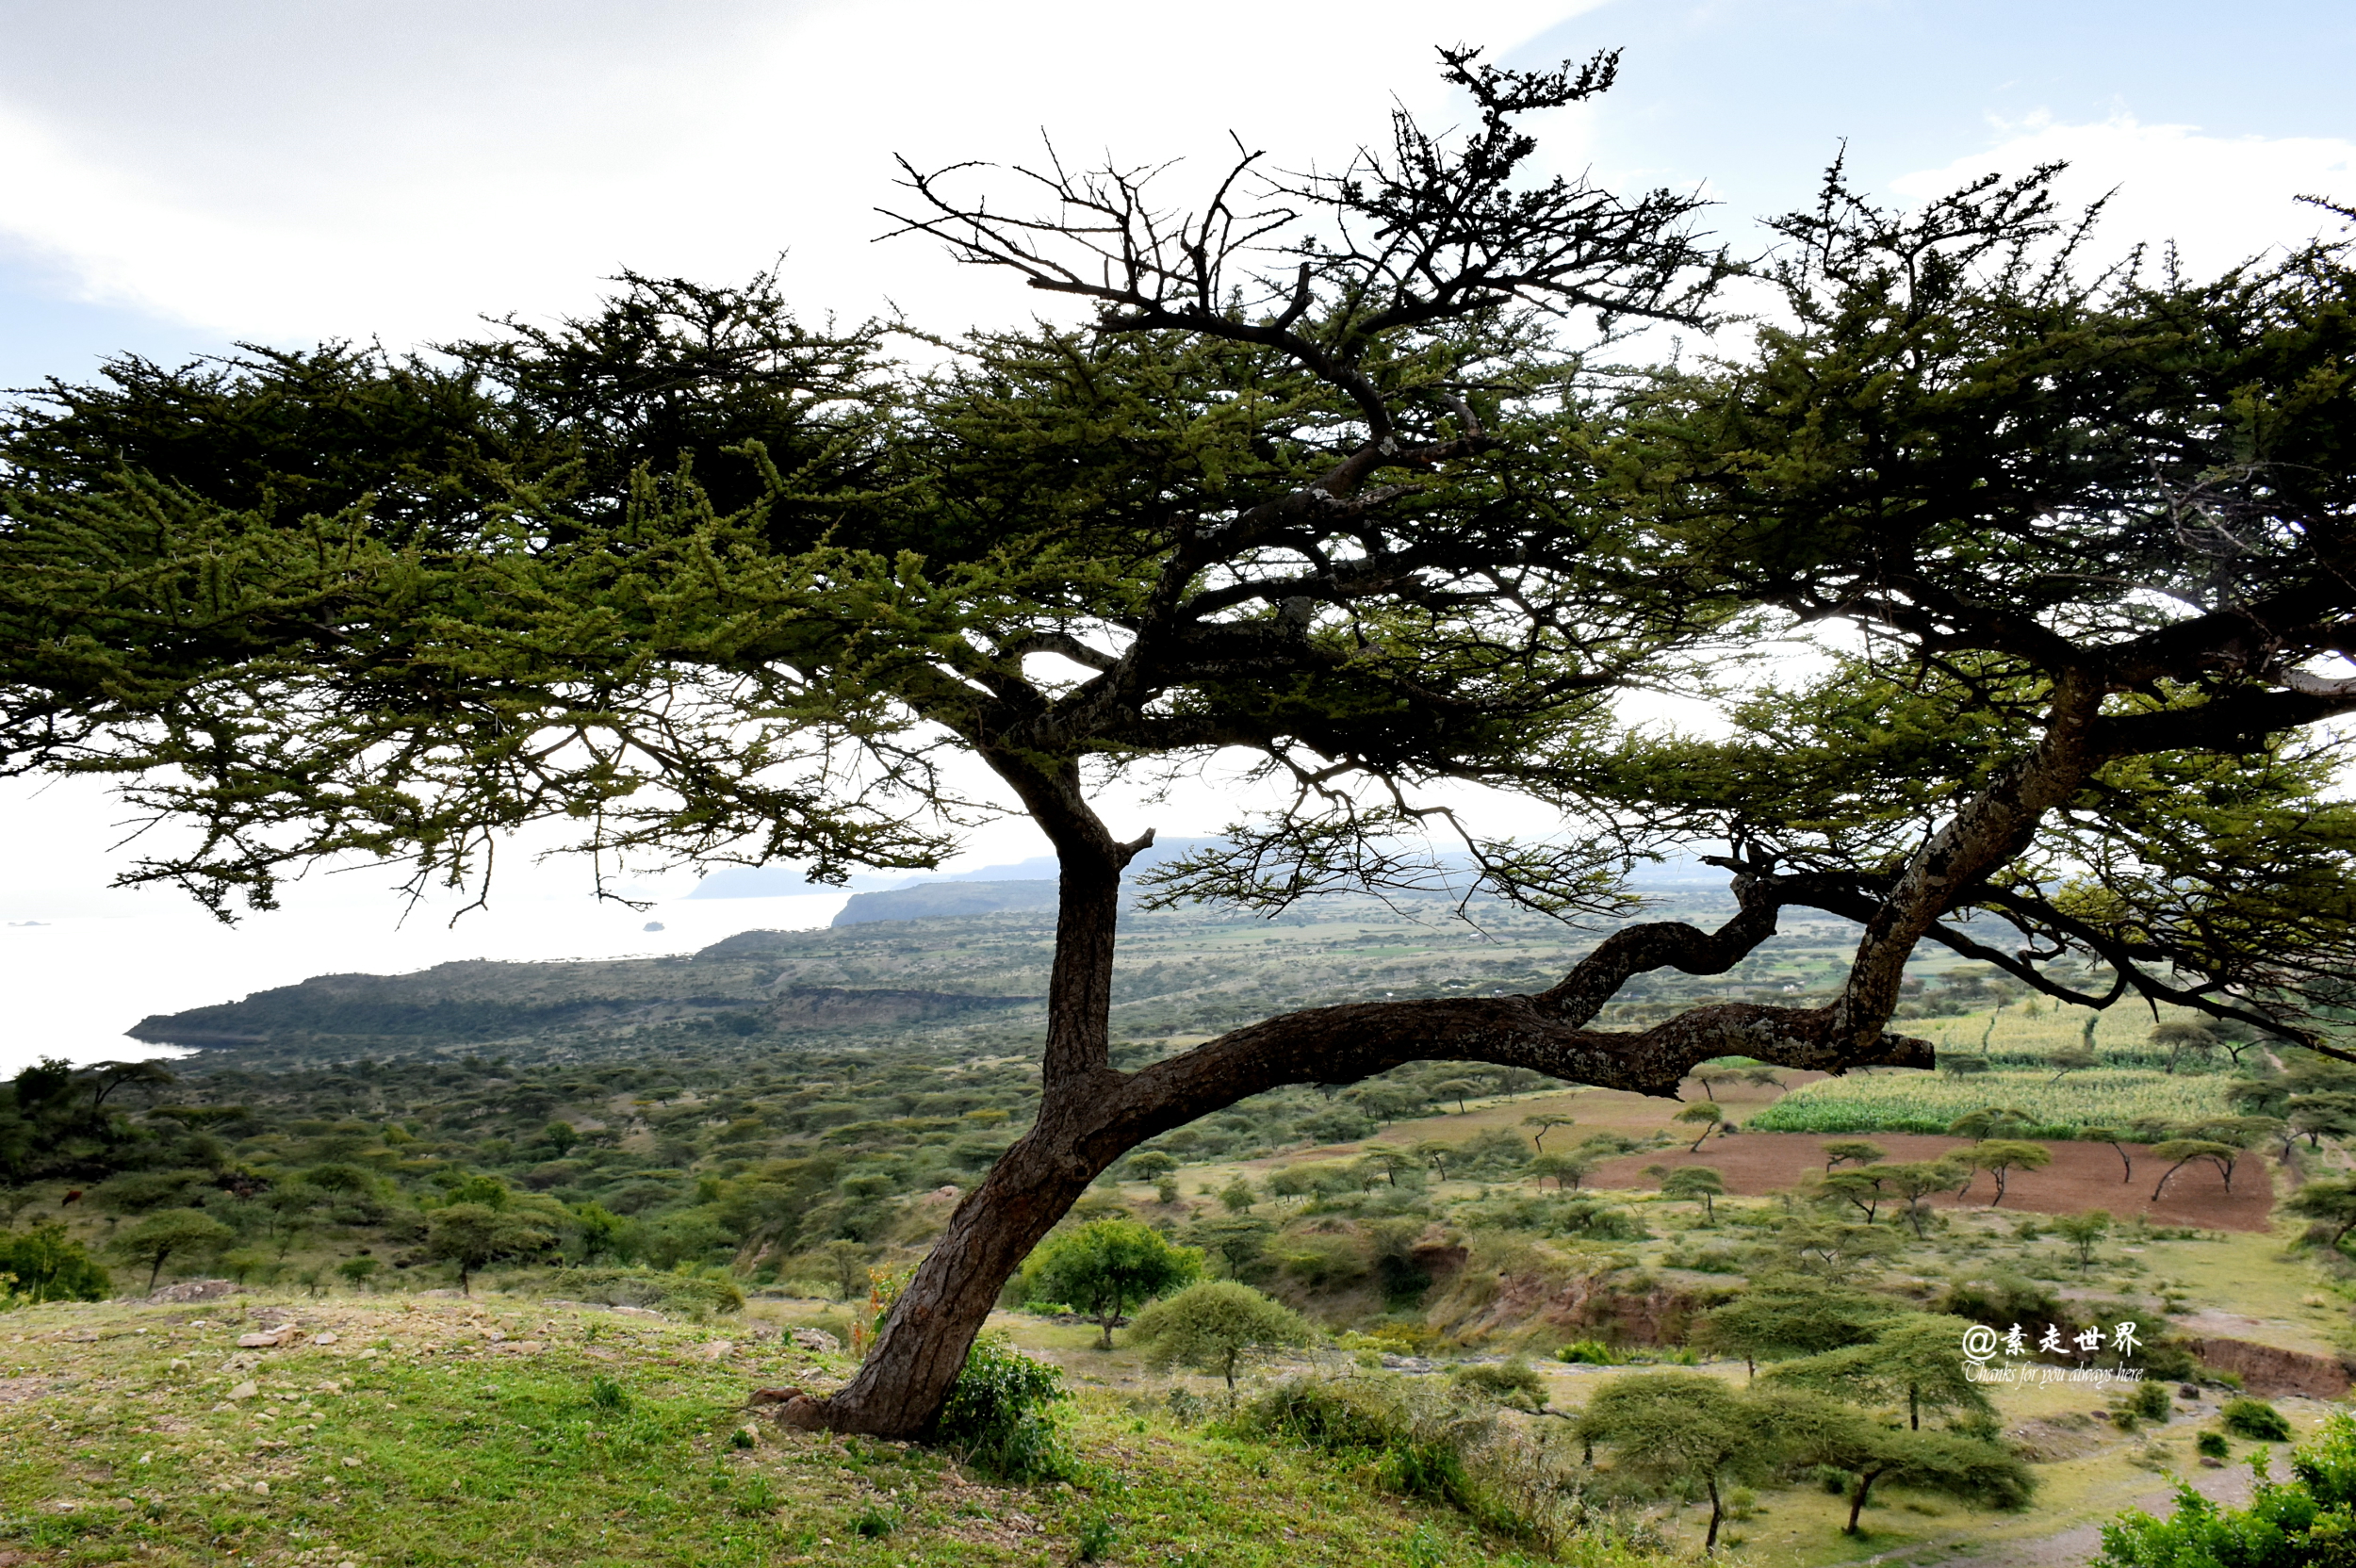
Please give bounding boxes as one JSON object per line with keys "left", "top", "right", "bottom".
{"left": 5, "top": 53, "right": 2355, "bottom": 1444}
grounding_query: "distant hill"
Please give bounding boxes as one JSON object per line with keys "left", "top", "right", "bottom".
{"left": 828, "top": 838, "right": 1226, "bottom": 926}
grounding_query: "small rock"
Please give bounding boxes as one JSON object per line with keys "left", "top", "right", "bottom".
{"left": 789, "top": 1328, "right": 842, "bottom": 1354}
{"left": 487, "top": 1331, "right": 507, "bottom": 1344}
{"left": 148, "top": 1279, "right": 241, "bottom": 1304}
{"left": 357, "top": 1348, "right": 379, "bottom": 1361}
{"left": 251, "top": 1481, "right": 270, "bottom": 1496}
{"left": 312, "top": 1331, "right": 337, "bottom": 1346}
{"left": 237, "top": 1326, "right": 298, "bottom": 1348}
{"left": 493, "top": 1340, "right": 545, "bottom": 1355}
{"left": 228, "top": 1381, "right": 258, "bottom": 1400}
{"left": 694, "top": 1341, "right": 735, "bottom": 1362}
{"left": 342, "top": 1456, "right": 363, "bottom": 1469}
{"left": 611, "top": 1305, "right": 663, "bottom": 1320}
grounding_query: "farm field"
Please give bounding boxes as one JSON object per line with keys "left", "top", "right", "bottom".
{"left": 1747, "top": 1068, "right": 2236, "bottom": 1137}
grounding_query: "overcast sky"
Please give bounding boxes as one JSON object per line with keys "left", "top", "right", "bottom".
{"left": 1, "top": 0, "right": 2350, "bottom": 1070}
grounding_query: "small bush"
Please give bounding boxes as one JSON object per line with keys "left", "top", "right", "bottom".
{"left": 931, "top": 1332, "right": 1072, "bottom": 1481}
{"left": 1448, "top": 1357, "right": 1548, "bottom": 1411}
{"left": 588, "top": 1376, "right": 629, "bottom": 1412}
{"left": 2130, "top": 1380, "right": 2172, "bottom": 1422}
{"left": 2197, "top": 1430, "right": 2231, "bottom": 1459}
{"left": 2220, "top": 1397, "right": 2293, "bottom": 1441}
{"left": 1558, "top": 1339, "right": 1619, "bottom": 1365}
{"left": 849, "top": 1504, "right": 898, "bottom": 1538}
{"left": 1075, "top": 1512, "right": 1119, "bottom": 1562}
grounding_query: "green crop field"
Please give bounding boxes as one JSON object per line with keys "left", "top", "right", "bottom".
{"left": 1745, "top": 1067, "right": 2235, "bottom": 1137}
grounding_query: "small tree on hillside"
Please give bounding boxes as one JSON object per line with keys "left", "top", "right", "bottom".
{"left": 111, "top": 1208, "right": 233, "bottom": 1293}
{"left": 1823, "top": 1140, "right": 1888, "bottom": 1172}
{"left": 1521, "top": 1113, "right": 1578, "bottom": 1152}
{"left": 2286, "top": 1179, "right": 2356, "bottom": 1249}
{"left": 1530, "top": 1152, "right": 1595, "bottom": 1191}
{"left": 2149, "top": 1139, "right": 2241, "bottom": 1201}
{"left": 1967, "top": 1140, "right": 2053, "bottom": 1206}
{"left": 1129, "top": 1280, "right": 1315, "bottom": 1400}
{"left": 1676, "top": 1102, "right": 1725, "bottom": 1152}
{"left": 2046, "top": 1046, "right": 2098, "bottom": 1084}
{"left": 1663, "top": 1165, "right": 1726, "bottom": 1219}
{"left": 1694, "top": 1279, "right": 1898, "bottom": 1378}
{"left": 1948, "top": 1107, "right": 2037, "bottom": 1141}
{"left": 1765, "top": 1313, "right": 1996, "bottom": 1430}
{"left": 1768, "top": 1392, "right": 2034, "bottom": 1535}
{"left": 1126, "top": 1152, "right": 1179, "bottom": 1184}
{"left": 1020, "top": 1219, "right": 1200, "bottom": 1348}
{"left": 819, "top": 1239, "right": 875, "bottom": 1300}
{"left": 2151, "top": 1021, "right": 2217, "bottom": 1075}
{"left": 1884, "top": 1160, "right": 1971, "bottom": 1238}
{"left": 2052, "top": 1209, "right": 2113, "bottom": 1271}
{"left": 1432, "top": 1080, "right": 1478, "bottom": 1115}
{"left": 1579, "top": 1371, "right": 1779, "bottom": 1550}
{"left": 1820, "top": 1167, "right": 1892, "bottom": 1224}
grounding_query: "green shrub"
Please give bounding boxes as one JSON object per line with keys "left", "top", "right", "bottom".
{"left": 588, "top": 1376, "right": 629, "bottom": 1412}
{"left": 1448, "top": 1357, "right": 1548, "bottom": 1411}
{"left": 0, "top": 1224, "right": 111, "bottom": 1303}
{"left": 2131, "top": 1381, "right": 2172, "bottom": 1422}
{"left": 1558, "top": 1339, "right": 1619, "bottom": 1365}
{"left": 2196, "top": 1430, "right": 2230, "bottom": 1460}
{"left": 932, "top": 1332, "right": 1072, "bottom": 1481}
{"left": 2100, "top": 1412, "right": 2356, "bottom": 1566}
{"left": 2220, "top": 1397, "right": 2293, "bottom": 1441}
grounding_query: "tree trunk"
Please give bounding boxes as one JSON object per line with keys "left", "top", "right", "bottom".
{"left": 1705, "top": 1474, "right": 1723, "bottom": 1551}
{"left": 1847, "top": 1469, "right": 1882, "bottom": 1534}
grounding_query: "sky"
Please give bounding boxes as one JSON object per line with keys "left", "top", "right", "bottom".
{"left": 0, "top": 0, "right": 2350, "bottom": 1070}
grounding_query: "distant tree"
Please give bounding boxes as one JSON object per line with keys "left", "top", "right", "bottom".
{"left": 543, "top": 1120, "right": 581, "bottom": 1156}
{"left": 1766, "top": 1313, "right": 1996, "bottom": 1430}
{"left": 2052, "top": 1210, "right": 2113, "bottom": 1271}
{"left": 2149, "top": 1139, "right": 2242, "bottom": 1201}
{"left": 1126, "top": 1152, "right": 1179, "bottom": 1184}
{"left": 1181, "top": 1214, "right": 1275, "bottom": 1279}
{"left": 1411, "top": 1140, "right": 1456, "bottom": 1182}
{"left": 1676, "top": 1102, "right": 1725, "bottom": 1152}
{"left": 1820, "top": 1167, "right": 1891, "bottom": 1224}
{"left": 2290, "top": 1094, "right": 2356, "bottom": 1151}
{"left": 2288, "top": 1179, "right": 2356, "bottom": 1250}
{"left": 2046, "top": 1046, "right": 2098, "bottom": 1084}
{"left": 1947, "top": 1107, "right": 2037, "bottom": 1141}
{"left": 1742, "top": 1067, "right": 1786, "bottom": 1094}
{"left": 1884, "top": 1160, "right": 1971, "bottom": 1238}
{"left": 1521, "top": 1113, "right": 1578, "bottom": 1152}
{"left": 426, "top": 1201, "right": 554, "bottom": 1296}
{"left": 1695, "top": 1278, "right": 1898, "bottom": 1377}
{"left": 1432, "top": 1080, "right": 1479, "bottom": 1115}
{"left": 1218, "top": 1179, "right": 1257, "bottom": 1215}
{"left": 1967, "top": 1141, "right": 2053, "bottom": 1206}
{"left": 818, "top": 1239, "right": 874, "bottom": 1300}
{"left": 1690, "top": 1067, "right": 1742, "bottom": 1102}
{"left": 1775, "top": 1218, "right": 1906, "bottom": 1277}
{"left": 1530, "top": 1152, "right": 1595, "bottom": 1191}
{"left": 111, "top": 1208, "right": 234, "bottom": 1292}
{"left": 1021, "top": 1219, "right": 1200, "bottom": 1348}
{"left": 336, "top": 1255, "right": 381, "bottom": 1291}
{"left": 1663, "top": 1166, "right": 1726, "bottom": 1219}
{"left": 1129, "top": 1280, "right": 1315, "bottom": 1400}
{"left": 1823, "top": 1140, "right": 1888, "bottom": 1171}
{"left": 1579, "top": 1371, "right": 1780, "bottom": 1550}
{"left": 2151, "top": 1021, "right": 2217, "bottom": 1075}
{"left": 1939, "top": 1055, "right": 1992, "bottom": 1080}
{"left": 2079, "top": 1127, "right": 2141, "bottom": 1184}
{"left": 572, "top": 1201, "right": 626, "bottom": 1265}
{"left": 1771, "top": 1393, "right": 2034, "bottom": 1535}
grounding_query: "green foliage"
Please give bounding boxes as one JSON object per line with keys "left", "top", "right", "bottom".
{"left": 1129, "top": 1280, "right": 1316, "bottom": 1396}
{"left": 1764, "top": 1314, "right": 1997, "bottom": 1431}
{"left": 2197, "top": 1430, "right": 2232, "bottom": 1460}
{"left": 1559, "top": 1339, "right": 1620, "bottom": 1365}
{"left": 1660, "top": 1165, "right": 1725, "bottom": 1217}
{"left": 1695, "top": 1279, "right": 1898, "bottom": 1366}
{"left": 1751, "top": 1070, "right": 2237, "bottom": 1138}
{"left": 931, "top": 1332, "right": 1072, "bottom": 1481}
{"left": 1447, "top": 1356, "right": 1548, "bottom": 1412}
{"left": 1021, "top": 1219, "right": 1200, "bottom": 1348}
{"left": 537, "top": 1266, "right": 744, "bottom": 1318}
{"left": 2099, "top": 1412, "right": 2356, "bottom": 1567}
{"left": 0, "top": 1223, "right": 111, "bottom": 1302}
{"left": 2131, "top": 1380, "right": 2173, "bottom": 1423}
{"left": 2223, "top": 1398, "right": 2296, "bottom": 1442}
{"left": 109, "top": 1207, "right": 234, "bottom": 1291}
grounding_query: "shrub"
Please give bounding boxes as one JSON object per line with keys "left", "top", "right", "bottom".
{"left": 1129, "top": 1281, "right": 1315, "bottom": 1397}
{"left": 2131, "top": 1380, "right": 2172, "bottom": 1422}
{"left": 2197, "top": 1430, "right": 2231, "bottom": 1460}
{"left": 1448, "top": 1357, "right": 1548, "bottom": 1412}
{"left": 1559, "top": 1339, "right": 1620, "bottom": 1364}
{"left": 0, "top": 1224, "right": 111, "bottom": 1302}
{"left": 2220, "top": 1397, "right": 2293, "bottom": 1441}
{"left": 2100, "top": 1412, "right": 2356, "bottom": 1566}
{"left": 932, "top": 1332, "right": 1072, "bottom": 1481}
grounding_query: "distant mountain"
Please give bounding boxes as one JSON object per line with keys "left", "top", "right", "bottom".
{"left": 829, "top": 838, "right": 1224, "bottom": 926}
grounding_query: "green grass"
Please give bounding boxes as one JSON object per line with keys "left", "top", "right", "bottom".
{"left": 1747, "top": 1068, "right": 2233, "bottom": 1137}
{"left": 0, "top": 1296, "right": 1620, "bottom": 1567}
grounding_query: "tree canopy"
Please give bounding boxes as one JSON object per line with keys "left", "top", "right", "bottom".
{"left": 3, "top": 45, "right": 2352, "bottom": 1438}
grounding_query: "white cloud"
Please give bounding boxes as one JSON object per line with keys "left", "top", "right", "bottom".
{"left": 1892, "top": 114, "right": 2356, "bottom": 277}
{"left": 0, "top": 0, "right": 1598, "bottom": 347}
